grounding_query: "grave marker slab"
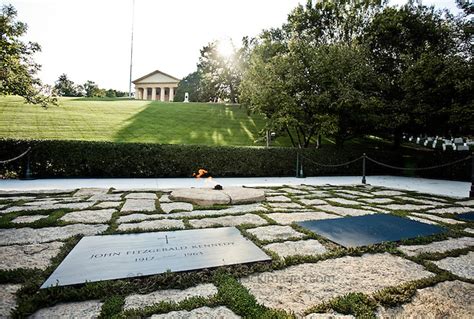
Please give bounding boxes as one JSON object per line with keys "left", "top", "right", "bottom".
{"left": 41, "top": 227, "right": 269, "bottom": 288}
{"left": 297, "top": 214, "right": 446, "bottom": 248}
{"left": 457, "top": 212, "right": 474, "bottom": 222}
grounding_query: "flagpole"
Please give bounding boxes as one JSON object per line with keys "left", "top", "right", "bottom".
{"left": 128, "top": 0, "right": 135, "bottom": 98}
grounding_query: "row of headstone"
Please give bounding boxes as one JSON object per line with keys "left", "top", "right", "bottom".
{"left": 404, "top": 135, "right": 472, "bottom": 152}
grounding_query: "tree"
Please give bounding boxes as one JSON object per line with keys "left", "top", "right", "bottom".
{"left": 83, "top": 80, "right": 100, "bottom": 97}
{"left": 0, "top": 4, "right": 55, "bottom": 106}
{"left": 174, "top": 71, "right": 204, "bottom": 102}
{"left": 54, "top": 73, "right": 79, "bottom": 97}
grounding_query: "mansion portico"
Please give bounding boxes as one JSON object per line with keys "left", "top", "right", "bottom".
{"left": 132, "top": 70, "right": 180, "bottom": 102}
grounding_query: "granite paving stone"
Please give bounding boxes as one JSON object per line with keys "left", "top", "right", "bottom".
{"left": 405, "top": 216, "right": 439, "bottom": 225}
{"left": 317, "top": 205, "right": 377, "bottom": 217}
{"left": 125, "top": 192, "right": 157, "bottom": 200}
{"left": 117, "top": 213, "right": 160, "bottom": 224}
{"left": 433, "top": 252, "right": 474, "bottom": 279}
{"left": 247, "top": 225, "right": 305, "bottom": 241}
{"left": 410, "top": 212, "right": 464, "bottom": 225}
{"left": 384, "top": 204, "right": 434, "bottom": 211}
{"left": 263, "top": 239, "right": 327, "bottom": 258}
{"left": 395, "top": 196, "right": 449, "bottom": 206}
{"left": 359, "top": 198, "right": 394, "bottom": 204}
{"left": 159, "top": 195, "right": 172, "bottom": 203}
{"left": 60, "top": 209, "right": 116, "bottom": 224}
{"left": 299, "top": 198, "right": 328, "bottom": 206}
{"left": 29, "top": 300, "right": 103, "bottom": 319}
{"left": 0, "top": 284, "right": 21, "bottom": 318}
{"left": 189, "top": 214, "right": 267, "bottom": 228}
{"left": 0, "top": 242, "right": 63, "bottom": 270}
{"left": 165, "top": 203, "right": 266, "bottom": 218}
{"left": 377, "top": 280, "right": 474, "bottom": 318}
{"left": 266, "top": 195, "right": 292, "bottom": 203}
{"left": 265, "top": 211, "right": 340, "bottom": 225}
{"left": 121, "top": 199, "right": 156, "bottom": 212}
{"left": 399, "top": 237, "right": 474, "bottom": 256}
{"left": 325, "top": 198, "right": 362, "bottom": 206}
{"left": 305, "top": 313, "right": 354, "bottom": 319}
{"left": 74, "top": 188, "right": 109, "bottom": 197}
{"left": 124, "top": 283, "right": 218, "bottom": 310}
{"left": 94, "top": 201, "right": 122, "bottom": 209}
{"left": 372, "top": 190, "right": 405, "bottom": 196}
{"left": 464, "top": 228, "right": 474, "bottom": 234}
{"left": 0, "top": 224, "right": 108, "bottom": 245}
{"left": 240, "top": 253, "right": 434, "bottom": 314}
{"left": 150, "top": 306, "right": 240, "bottom": 319}
{"left": 160, "top": 202, "right": 193, "bottom": 214}
{"left": 88, "top": 193, "right": 123, "bottom": 201}
{"left": 456, "top": 199, "right": 474, "bottom": 206}
{"left": 1, "top": 202, "right": 94, "bottom": 214}
{"left": 117, "top": 219, "right": 185, "bottom": 231}
{"left": 279, "top": 188, "right": 308, "bottom": 194}
{"left": 338, "top": 190, "right": 374, "bottom": 197}
{"left": 11, "top": 215, "right": 48, "bottom": 224}
{"left": 427, "top": 206, "right": 473, "bottom": 215}
{"left": 268, "top": 202, "right": 304, "bottom": 210}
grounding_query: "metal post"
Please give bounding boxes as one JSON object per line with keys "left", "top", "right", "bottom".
{"left": 266, "top": 130, "right": 269, "bottom": 148}
{"left": 128, "top": 0, "right": 135, "bottom": 98}
{"left": 470, "top": 152, "right": 474, "bottom": 198}
{"left": 362, "top": 153, "right": 366, "bottom": 184}
{"left": 24, "top": 153, "right": 32, "bottom": 180}
{"left": 299, "top": 155, "right": 305, "bottom": 178}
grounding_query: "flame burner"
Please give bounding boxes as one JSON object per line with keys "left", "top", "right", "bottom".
{"left": 214, "top": 184, "right": 223, "bottom": 190}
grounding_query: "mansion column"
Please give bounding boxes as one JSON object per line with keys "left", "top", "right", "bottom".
{"left": 160, "top": 87, "right": 165, "bottom": 102}
{"left": 151, "top": 87, "right": 157, "bottom": 101}
{"left": 143, "top": 87, "right": 148, "bottom": 100}
{"left": 134, "top": 88, "right": 139, "bottom": 99}
{"left": 169, "top": 87, "right": 175, "bottom": 102}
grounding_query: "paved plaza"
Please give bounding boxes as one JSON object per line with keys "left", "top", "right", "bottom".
{"left": 0, "top": 183, "right": 473, "bottom": 318}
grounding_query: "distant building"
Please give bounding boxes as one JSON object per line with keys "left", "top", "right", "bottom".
{"left": 132, "top": 70, "right": 180, "bottom": 101}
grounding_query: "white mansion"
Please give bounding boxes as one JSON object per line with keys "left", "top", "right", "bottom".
{"left": 132, "top": 70, "right": 180, "bottom": 102}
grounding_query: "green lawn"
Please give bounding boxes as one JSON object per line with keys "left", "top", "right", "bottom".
{"left": 0, "top": 96, "right": 282, "bottom": 146}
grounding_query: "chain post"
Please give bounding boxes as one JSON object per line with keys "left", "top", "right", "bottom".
{"left": 24, "top": 152, "right": 33, "bottom": 180}
{"left": 299, "top": 152, "right": 305, "bottom": 178}
{"left": 362, "top": 153, "right": 367, "bottom": 184}
{"left": 296, "top": 151, "right": 300, "bottom": 178}
{"left": 470, "top": 152, "right": 474, "bottom": 198}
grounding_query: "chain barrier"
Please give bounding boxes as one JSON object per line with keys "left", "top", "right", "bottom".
{"left": 300, "top": 154, "right": 364, "bottom": 167}
{"left": 365, "top": 155, "right": 472, "bottom": 171}
{"left": 0, "top": 147, "right": 31, "bottom": 164}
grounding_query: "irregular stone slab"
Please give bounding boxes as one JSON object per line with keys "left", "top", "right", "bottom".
{"left": 406, "top": 216, "right": 439, "bottom": 225}
{"left": 225, "top": 187, "right": 266, "bottom": 204}
{"left": 0, "top": 224, "right": 108, "bottom": 245}
{"left": 279, "top": 188, "right": 308, "bottom": 194}
{"left": 150, "top": 306, "right": 240, "bottom": 319}
{"left": 189, "top": 214, "right": 267, "bottom": 228}
{"left": 121, "top": 199, "right": 156, "bottom": 212}
{"left": 267, "top": 195, "right": 292, "bottom": 203}
{"left": 1, "top": 202, "right": 94, "bottom": 214}
{"left": 11, "top": 215, "right": 48, "bottom": 224}
{"left": 456, "top": 199, "right": 474, "bottom": 207}
{"left": 317, "top": 205, "right": 377, "bottom": 217}
{"left": 377, "top": 280, "right": 474, "bottom": 319}
{"left": 384, "top": 204, "right": 434, "bottom": 211}
{"left": 268, "top": 202, "right": 304, "bottom": 210}
{"left": 247, "top": 225, "right": 304, "bottom": 241}
{"left": 308, "top": 191, "right": 331, "bottom": 198}
{"left": 125, "top": 192, "right": 157, "bottom": 200}
{"left": 464, "top": 228, "right": 474, "bottom": 234}
{"left": 399, "top": 237, "right": 474, "bottom": 256}
{"left": 359, "top": 198, "right": 394, "bottom": 204}
{"left": 395, "top": 196, "right": 449, "bottom": 206}
{"left": 160, "top": 202, "right": 193, "bottom": 214}
{"left": 0, "top": 196, "right": 36, "bottom": 201}
{"left": 326, "top": 198, "right": 361, "bottom": 206}
{"left": 411, "top": 212, "right": 464, "bottom": 225}
{"left": 264, "top": 239, "right": 327, "bottom": 258}
{"left": 159, "top": 194, "right": 172, "bottom": 203}
{"left": 117, "top": 213, "right": 160, "bottom": 224}
{"left": 124, "top": 283, "right": 217, "bottom": 310}
{"left": 433, "top": 252, "right": 474, "bottom": 279}
{"left": 372, "top": 190, "right": 405, "bottom": 196}
{"left": 94, "top": 201, "right": 121, "bottom": 209}
{"left": 29, "top": 300, "right": 103, "bottom": 319}
{"left": 118, "top": 219, "right": 184, "bottom": 231}
{"left": 0, "top": 242, "right": 63, "bottom": 270}
{"left": 339, "top": 190, "right": 373, "bottom": 197}
{"left": 305, "top": 313, "right": 354, "bottom": 319}
{"left": 427, "top": 206, "right": 473, "bottom": 215}
{"left": 89, "top": 193, "right": 123, "bottom": 201}
{"left": 166, "top": 203, "right": 266, "bottom": 218}
{"left": 74, "top": 188, "right": 108, "bottom": 197}
{"left": 299, "top": 198, "right": 327, "bottom": 206}
{"left": 0, "top": 284, "right": 21, "bottom": 318}
{"left": 266, "top": 212, "right": 340, "bottom": 225}
{"left": 22, "top": 200, "right": 59, "bottom": 206}
{"left": 240, "top": 253, "right": 434, "bottom": 314}
{"left": 60, "top": 209, "right": 116, "bottom": 224}
{"left": 334, "top": 193, "right": 358, "bottom": 199}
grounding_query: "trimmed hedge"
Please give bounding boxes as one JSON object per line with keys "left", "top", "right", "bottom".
{"left": 0, "top": 139, "right": 471, "bottom": 181}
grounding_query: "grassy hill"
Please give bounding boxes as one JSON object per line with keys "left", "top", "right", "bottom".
{"left": 0, "top": 96, "right": 286, "bottom": 146}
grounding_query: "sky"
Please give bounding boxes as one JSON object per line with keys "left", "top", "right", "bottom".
{"left": 5, "top": 0, "right": 462, "bottom": 92}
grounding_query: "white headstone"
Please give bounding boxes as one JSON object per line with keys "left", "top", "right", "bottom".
{"left": 184, "top": 92, "right": 189, "bottom": 103}
{"left": 454, "top": 137, "right": 464, "bottom": 144}
{"left": 457, "top": 145, "right": 469, "bottom": 151}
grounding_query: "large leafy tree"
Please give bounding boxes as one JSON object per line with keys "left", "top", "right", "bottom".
{"left": 174, "top": 71, "right": 204, "bottom": 102}
{"left": 53, "top": 73, "right": 80, "bottom": 97}
{"left": 0, "top": 4, "right": 55, "bottom": 106}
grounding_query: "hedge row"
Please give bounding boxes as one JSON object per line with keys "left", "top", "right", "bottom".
{"left": 0, "top": 139, "right": 471, "bottom": 181}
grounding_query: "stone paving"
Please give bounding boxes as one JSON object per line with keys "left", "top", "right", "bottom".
{"left": 0, "top": 185, "right": 472, "bottom": 318}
